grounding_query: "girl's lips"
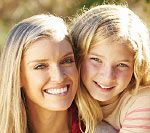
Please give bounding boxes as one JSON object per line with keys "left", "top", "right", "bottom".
{"left": 93, "top": 81, "right": 115, "bottom": 92}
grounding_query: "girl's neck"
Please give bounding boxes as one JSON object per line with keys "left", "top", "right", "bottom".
{"left": 99, "top": 89, "right": 128, "bottom": 106}
{"left": 27, "top": 106, "right": 69, "bottom": 133}
{"left": 99, "top": 93, "right": 125, "bottom": 118}
{"left": 99, "top": 95, "right": 119, "bottom": 106}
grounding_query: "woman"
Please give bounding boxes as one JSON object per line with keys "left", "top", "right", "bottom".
{"left": 0, "top": 14, "right": 80, "bottom": 133}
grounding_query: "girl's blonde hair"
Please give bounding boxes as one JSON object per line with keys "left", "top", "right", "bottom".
{"left": 0, "top": 14, "right": 69, "bottom": 133}
{"left": 71, "top": 4, "right": 150, "bottom": 133}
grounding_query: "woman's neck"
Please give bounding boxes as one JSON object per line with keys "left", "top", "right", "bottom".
{"left": 27, "top": 106, "right": 69, "bottom": 133}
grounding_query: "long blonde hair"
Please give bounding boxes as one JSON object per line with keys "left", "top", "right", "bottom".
{"left": 71, "top": 4, "right": 150, "bottom": 133}
{"left": 0, "top": 14, "right": 69, "bottom": 133}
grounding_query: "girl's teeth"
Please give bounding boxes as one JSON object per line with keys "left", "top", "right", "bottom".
{"left": 100, "top": 85, "right": 111, "bottom": 89}
{"left": 46, "top": 87, "right": 67, "bottom": 94}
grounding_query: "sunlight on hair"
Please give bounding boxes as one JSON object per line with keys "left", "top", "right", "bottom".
{"left": 48, "top": 21, "right": 68, "bottom": 41}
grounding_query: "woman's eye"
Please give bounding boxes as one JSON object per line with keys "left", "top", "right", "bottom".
{"left": 90, "top": 57, "right": 102, "bottom": 63}
{"left": 34, "top": 64, "right": 48, "bottom": 70}
{"left": 117, "top": 63, "right": 128, "bottom": 68}
{"left": 61, "top": 57, "right": 74, "bottom": 64}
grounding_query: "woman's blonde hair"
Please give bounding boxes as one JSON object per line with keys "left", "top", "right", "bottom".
{"left": 0, "top": 14, "right": 69, "bottom": 133}
{"left": 71, "top": 4, "right": 150, "bottom": 133}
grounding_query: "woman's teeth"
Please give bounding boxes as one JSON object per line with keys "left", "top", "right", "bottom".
{"left": 45, "top": 87, "right": 68, "bottom": 94}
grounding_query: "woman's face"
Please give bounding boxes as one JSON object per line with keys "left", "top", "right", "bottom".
{"left": 81, "top": 39, "right": 134, "bottom": 104}
{"left": 21, "top": 37, "right": 78, "bottom": 111}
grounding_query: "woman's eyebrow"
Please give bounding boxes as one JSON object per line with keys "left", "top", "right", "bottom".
{"left": 27, "top": 59, "right": 49, "bottom": 65}
{"left": 61, "top": 52, "right": 74, "bottom": 58}
{"left": 26, "top": 52, "right": 74, "bottom": 65}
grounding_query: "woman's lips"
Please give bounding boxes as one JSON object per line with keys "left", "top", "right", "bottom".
{"left": 44, "top": 84, "right": 70, "bottom": 96}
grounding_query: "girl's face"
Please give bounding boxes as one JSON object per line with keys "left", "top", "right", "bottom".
{"left": 81, "top": 39, "right": 134, "bottom": 103}
{"left": 21, "top": 37, "right": 78, "bottom": 111}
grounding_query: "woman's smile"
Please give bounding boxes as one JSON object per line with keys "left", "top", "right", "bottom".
{"left": 21, "top": 37, "right": 78, "bottom": 111}
{"left": 44, "top": 84, "right": 70, "bottom": 95}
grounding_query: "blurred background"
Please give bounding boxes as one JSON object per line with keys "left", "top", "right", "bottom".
{"left": 0, "top": 0, "right": 150, "bottom": 48}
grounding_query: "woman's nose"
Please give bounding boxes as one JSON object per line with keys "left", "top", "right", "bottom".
{"left": 49, "top": 65, "right": 64, "bottom": 82}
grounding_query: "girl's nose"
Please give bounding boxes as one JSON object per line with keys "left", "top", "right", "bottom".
{"left": 100, "top": 65, "right": 116, "bottom": 83}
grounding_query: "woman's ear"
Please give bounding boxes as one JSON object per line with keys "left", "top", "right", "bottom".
{"left": 20, "top": 68, "right": 25, "bottom": 89}
{"left": 20, "top": 79, "right": 24, "bottom": 89}
{"left": 20, "top": 86, "right": 24, "bottom": 90}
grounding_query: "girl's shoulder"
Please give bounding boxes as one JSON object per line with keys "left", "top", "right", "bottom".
{"left": 126, "top": 85, "right": 150, "bottom": 112}
{"left": 119, "top": 86, "right": 150, "bottom": 132}
{"left": 136, "top": 85, "right": 150, "bottom": 96}
{"left": 120, "top": 86, "right": 150, "bottom": 114}
{"left": 102, "top": 86, "right": 150, "bottom": 131}
{"left": 120, "top": 85, "right": 150, "bottom": 106}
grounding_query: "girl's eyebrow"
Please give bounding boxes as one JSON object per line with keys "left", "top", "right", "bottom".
{"left": 89, "top": 52, "right": 133, "bottom": 62}
{"left": 88, "top": 52, "right": 104, "bottom": 58}
{"left": 27, "top": 52, "right": 74, "bottom": 65}
{"left": 116, "top": 59, "right": 133, "bottom": 63}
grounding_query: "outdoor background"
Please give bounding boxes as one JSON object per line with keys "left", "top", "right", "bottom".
{"left": 0, "top": 0, "right": 150, "bottom": 48}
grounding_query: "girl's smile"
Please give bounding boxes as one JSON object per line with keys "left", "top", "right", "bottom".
{"left": 93, "top": 81, "right": 115, "bottom": 92}
{"left": 81, "top": 39, "right": 134, "bottom": 102}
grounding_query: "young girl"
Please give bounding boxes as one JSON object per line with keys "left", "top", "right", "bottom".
{"left": 0, "top": 14, "right": 80, "bottom": 133}
{"left": 71, "top": 5, "right": 150, "bottom": 133}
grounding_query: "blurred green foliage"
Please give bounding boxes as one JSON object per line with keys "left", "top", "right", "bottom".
{"left": 79, "top": 0, "right": 125, "bottom": 8}
{"left": 0, "top": 0, "right": 150, "bottom": 48}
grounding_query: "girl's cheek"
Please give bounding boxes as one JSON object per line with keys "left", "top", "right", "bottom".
{"left": 116, "top": 70, "right": 133, "bottom": 80}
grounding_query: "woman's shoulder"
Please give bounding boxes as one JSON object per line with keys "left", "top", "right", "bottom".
{"left": 69, "top": 102, "right": 82, "bottom": 133}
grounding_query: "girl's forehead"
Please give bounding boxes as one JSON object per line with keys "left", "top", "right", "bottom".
{"left": 91, "top": 37, "right": 135, "bottom": 52}
{"left": 92, "top": 36, "right": 127, "bottom": 46}
{"left": 88, "top": 41, "right": 135, "bottom": 61}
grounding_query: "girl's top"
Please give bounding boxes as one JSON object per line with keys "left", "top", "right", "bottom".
{"left": 69, "top": 102, "right": 81, "bottom": 133}
{"left": 95, "top": 121, "right": 118, "bottom": 133}
{"left": 101, "top": 86, "right": 150, "bottom": 133}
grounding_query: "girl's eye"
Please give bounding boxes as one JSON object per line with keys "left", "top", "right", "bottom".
{"left": 34, "top": 64, "right": 48, "bottom": 70}
{"left": 61, "top": 57, "right": 75, "bottom": 64}
{"left": 90, "top": 57, "right": 102, "bottom": 63}
{"left": 117, "top": 63, "right": 128, "bottom": 68}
